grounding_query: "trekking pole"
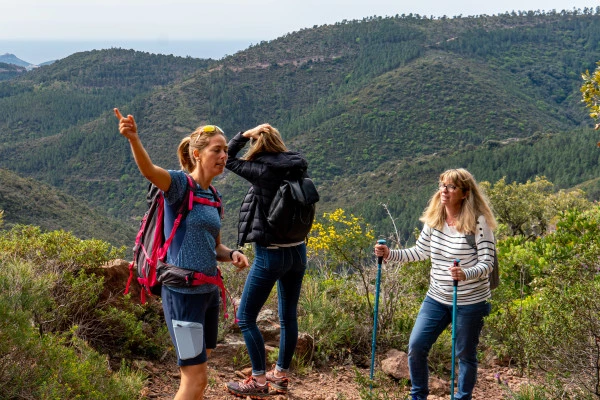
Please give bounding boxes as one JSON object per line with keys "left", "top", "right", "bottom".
{"left": 370, "top": 239, "right": 387, "bottom": 390}
{"left": 450, "top": 259, "right": 460, "bottom": 400}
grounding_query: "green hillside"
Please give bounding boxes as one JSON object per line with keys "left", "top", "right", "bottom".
{"left": 1, "top": 10, "right": 600, "bottom": 245}
{"left": 0, "top": 62, "right": 26, "bottom": 81}
{"left": 319, "top": 128, "right": 600, "bottom": 242}
{"left": 0, "top": 49, "right": 213, "bottom": 142}
{"left": 0, "top": 168, "right": 136, "bottom": 247}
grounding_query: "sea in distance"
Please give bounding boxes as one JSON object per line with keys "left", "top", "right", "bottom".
{"left": 0, "top": 39, "right": 253, "bottom": 66}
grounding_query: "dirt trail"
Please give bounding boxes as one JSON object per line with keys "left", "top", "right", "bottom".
{"left": 142, "top": 336, "right": 533, "bottom": 400}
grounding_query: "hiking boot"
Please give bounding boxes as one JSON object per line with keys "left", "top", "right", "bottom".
{"left": 266, "top": 370, "right": 289, "bottom": 393}
{"left": 226, "top": 376, "right": 270, "bottom": 399}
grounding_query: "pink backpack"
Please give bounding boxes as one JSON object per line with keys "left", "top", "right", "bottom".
{"left": 124, "top": 175, "right": 232, "bottom": 317}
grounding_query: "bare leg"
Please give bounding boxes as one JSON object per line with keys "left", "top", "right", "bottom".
{"left": 175, "top": 362, "right": 208, "bottom": 400}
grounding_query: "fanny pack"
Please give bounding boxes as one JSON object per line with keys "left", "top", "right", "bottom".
{"left": 157, "top": 261, "right": 235, "bottom": 320}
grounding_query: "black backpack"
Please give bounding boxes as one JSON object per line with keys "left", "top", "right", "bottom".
{"left": 267, "top": 177, "right": 320, "bottom": 243}
{"left": 124, "top": 174, "right": 222, "bottom": 303}
{"left": 465, "top": 234, "right": 499, "bottom": 290}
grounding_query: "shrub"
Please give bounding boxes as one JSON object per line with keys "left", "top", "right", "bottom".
{"left": 0, "top": 225, "right": 167, "bottom": 398}
{"left": 485, "top": 208, "right": 600, "bottom": 397}
{"left": 299, "top": 274, "right": 371, "bottom": 363}
{"left": 0, "top": 260, "right": 145, "bottom": 399}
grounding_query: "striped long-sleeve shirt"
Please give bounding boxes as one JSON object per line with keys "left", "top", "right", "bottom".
{"left": 386, "top": 215, "right": 495, "bottom": 305}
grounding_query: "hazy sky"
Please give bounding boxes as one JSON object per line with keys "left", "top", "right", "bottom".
{"left": 1, "top": 0, "right": 597, "bottom": 64}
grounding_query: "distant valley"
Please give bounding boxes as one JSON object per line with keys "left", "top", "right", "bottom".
{"left": 1, "top": 10, "right": 600, "bottom": 248}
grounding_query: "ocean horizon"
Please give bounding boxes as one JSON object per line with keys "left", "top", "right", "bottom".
{"left": 0, "top": 39, "right": 254, "bottom": 65}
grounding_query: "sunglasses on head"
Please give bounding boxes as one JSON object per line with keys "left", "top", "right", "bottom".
{"left": 202, "top": 125, "right": 223, "bottom": 133}
{"left": 194, "top": 125, "right": 224, "bottom": 143}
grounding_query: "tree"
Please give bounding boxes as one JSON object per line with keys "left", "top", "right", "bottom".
{"left": 482, "top": 176, "right": 591, "bottom": 238}
{"left": 581, "top": 61, "right": 600, "bottom": 132}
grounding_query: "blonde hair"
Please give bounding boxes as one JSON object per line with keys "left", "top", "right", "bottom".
{"left": 420, "top": 168, "right": 497, "bottom": 233}
{"left": 242, "top": 125, "right": 287, "bottom": 161}
{"left": 177, "top": 125, "right": 225, "bottom": 172}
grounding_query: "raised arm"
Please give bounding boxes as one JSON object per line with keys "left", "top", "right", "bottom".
{"left": 114, "top": 108, "right": 171, "bottom": 192}
{"left": 225, "top": 132, "right": 266, "bottom": 182}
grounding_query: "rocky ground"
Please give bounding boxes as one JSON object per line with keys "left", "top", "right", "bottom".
{"left": 139, "top": 336, "right": 534, "bottom": 400}
{"left": 101, "top": 261, "right": 534, "bottom": 399}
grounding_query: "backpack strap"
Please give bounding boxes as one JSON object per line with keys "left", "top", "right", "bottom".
{"left": 465, "top": 234, "right": 476, "bottom": 249}
{"left": 157, "top": 175, "right": 196, "bottom": 261}
{"left": 192, "top": 185, "right": 224, "bottom": 219}
{"left": 160, "top": 177, "right": 223, "bottom": 260}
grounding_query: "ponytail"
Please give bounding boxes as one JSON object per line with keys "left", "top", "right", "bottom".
{"left": 177, "top": 137, "right": 196, "bottom": 172}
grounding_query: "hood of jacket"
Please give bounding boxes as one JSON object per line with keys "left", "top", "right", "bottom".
{"left": 253, "top": 151, "right": 308, "bottom": 176}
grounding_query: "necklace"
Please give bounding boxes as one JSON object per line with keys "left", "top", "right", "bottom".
{"left": 446, "top": 213, "right": 459, "bottom": 227}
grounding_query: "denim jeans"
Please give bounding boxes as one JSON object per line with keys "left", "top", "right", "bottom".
{"left": 408, "top": 296, "right": 490, "bottom": 400}
{"left": 237, "top": 243, "right": 307, "bottom": 376}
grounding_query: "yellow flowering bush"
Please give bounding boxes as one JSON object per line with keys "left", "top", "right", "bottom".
{"left": 581, "top": 61, "right": 600, "bottom": 131}
{"left": 307, "top": 208, "right": 375, "bottom": 271}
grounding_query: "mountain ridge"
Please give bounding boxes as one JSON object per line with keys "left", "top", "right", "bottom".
{"left": 1, "top": 11, "right": 599, "bottom": 244}
{"left": 0, "top": 53, "right": 33, "bottom": 67}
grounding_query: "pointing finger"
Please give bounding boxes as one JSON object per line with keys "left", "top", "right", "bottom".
{"left": 114, "top": 108, "right": 124, "bottom": 120}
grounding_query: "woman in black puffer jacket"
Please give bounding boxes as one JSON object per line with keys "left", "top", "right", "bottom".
{"left": 225, "top": 123, "right": 310, "bottom": 398}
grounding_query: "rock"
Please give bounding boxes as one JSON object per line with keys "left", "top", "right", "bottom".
{"left": 380, "top": 349, "right": 410, "bottom": 380}
{"left": 295, "top": 332, "right": 314, "bottom": 360}
{"left": 429, "top": 376, "right": 449, "bottom": 396}
{"left": 98, "top": 259, "right": 141, "bottom": 302}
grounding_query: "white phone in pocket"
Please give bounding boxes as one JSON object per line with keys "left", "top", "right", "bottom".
{"left": 172, "top": 320, "right": 204, "bottom": 360}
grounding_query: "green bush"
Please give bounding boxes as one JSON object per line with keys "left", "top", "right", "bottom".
{"left": 0, "top": 225, "right": 168, "bottom": 398}
{"left": 0, "top": 259, "right": 145, "bottom": 399}
{"left": 485, "top": 208, "right": 600, "bottom": 397}
{"left": 299, "top": 274, "right": 371, "bottom": 363}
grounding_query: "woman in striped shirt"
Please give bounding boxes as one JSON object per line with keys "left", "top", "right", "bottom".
{"left": 374, "top": 168, "right": 497, "bottom": 400}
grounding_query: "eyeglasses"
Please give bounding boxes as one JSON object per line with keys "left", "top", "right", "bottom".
{"left": 439, "top": 183, "right": 459, "bottom": 192}
{"left": 194, "top": 125, "right": 224, "bottom": 143}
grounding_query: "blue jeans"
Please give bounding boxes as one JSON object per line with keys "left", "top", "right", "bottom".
{"left": 408, "top": 296, "right": 490, "bottom": 400}
{"left": 237, "top": 243, "right": 307, "bottom": 376}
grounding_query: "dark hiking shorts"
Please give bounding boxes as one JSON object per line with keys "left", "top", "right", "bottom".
{"left": 162, "top": 286, "right": 220, "bottom": 366}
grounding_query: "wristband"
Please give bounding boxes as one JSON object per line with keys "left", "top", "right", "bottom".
{"left": 229, "top": 249, "right": 244, "bottom": 260}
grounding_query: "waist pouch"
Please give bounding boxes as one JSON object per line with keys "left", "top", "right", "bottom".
{"left": 156, "top": 261, "right": 235, "bottom": 320}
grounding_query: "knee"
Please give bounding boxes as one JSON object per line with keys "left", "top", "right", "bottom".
{"left": 408, "top": 338, "right": 430, "bottom": 358}
{"left": 236, "top": 310, "right": 259, "bottom": 331}
{"left": 178, "top": 378, "right": 207, "bottom": 400}
{"left": 179, "top": 365, "right": 208, "bottom": 399}
{"left": 236, "top": 317, "right": 253, "bottom": 331}
{"left": 456, "top": 346, "right": 478, "bottom": 364}
{"left": 187, "top": 378, "right": 207, "bottom": 400}
{"left": 190, "top": 374, "right": 208, "bottom": 392}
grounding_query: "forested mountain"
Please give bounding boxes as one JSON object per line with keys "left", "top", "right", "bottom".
{"left": 0, "top": 62, "right": 26, "bottom": 81}
{"left": 1, "top": 9, "right": 600, "bottom": 246}
{"left": 0, "top": 168, "right": 136, "bottom": 246}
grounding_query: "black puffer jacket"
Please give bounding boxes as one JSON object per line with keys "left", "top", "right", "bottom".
{"left": 226, "top": 132, "right": 309, "bottom": 246}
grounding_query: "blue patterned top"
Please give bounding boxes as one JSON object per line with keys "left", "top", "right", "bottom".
{"left": 163, "top": 170, "right": 221, "bottom": 294}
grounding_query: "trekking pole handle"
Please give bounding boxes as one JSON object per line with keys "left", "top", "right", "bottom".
{"left": 453, "top": 259, "right": 460, "bottom": 287}
{"left": 377, "top": 239, "right": 387, "bottom": 264}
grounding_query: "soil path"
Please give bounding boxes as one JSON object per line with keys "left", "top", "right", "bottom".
{"left": 141, "top": 335, "right": 532, "bottom": 400}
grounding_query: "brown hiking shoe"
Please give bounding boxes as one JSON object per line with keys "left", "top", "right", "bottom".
{"left": 226, "top": 376, "right": 270, "bottom": 399}
{"left": 266, "top": 370, "right": 289, "bottom": 393}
